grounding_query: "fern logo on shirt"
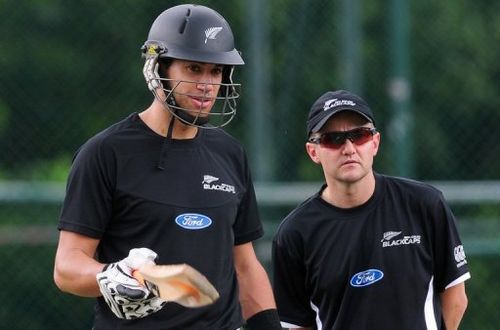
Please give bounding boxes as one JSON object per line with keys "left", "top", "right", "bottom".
{"left": 175, "top": 213, "right": 212, "bottom": 230}
{"left": 202, "top": 174, "right": 236, "bottom": 194}
{"left": 381, "top": 230, "right": 421, "bottom": 248}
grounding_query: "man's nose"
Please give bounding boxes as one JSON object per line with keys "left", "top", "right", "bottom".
{"left": 196, "top": 80, "right": 214, "bottom": 92}
{"left": 342, "top": 139, "right": 356, "bottom": 155}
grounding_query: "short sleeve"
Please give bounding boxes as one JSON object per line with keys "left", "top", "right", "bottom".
{"left": 58, "top": 137, "right": 116, "bottom": 238}
{"left": 272, "top": 225, "right": 315, "bottom": 327}
{"left": 232, "top": 152, "right": 263, "bottom": 245}
{"left": 431, "top": 192, "right": 471, "bottom": 291}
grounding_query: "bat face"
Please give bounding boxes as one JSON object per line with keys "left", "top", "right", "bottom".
{"left": 132, "top": 264, "right": 220, "bottom": 308}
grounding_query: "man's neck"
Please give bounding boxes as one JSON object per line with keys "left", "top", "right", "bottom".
{"left": 322, "top": 172, "right": 376, "bottom": 209}
{"left": 139, "top": 102, "right": 198, "bottom": 139}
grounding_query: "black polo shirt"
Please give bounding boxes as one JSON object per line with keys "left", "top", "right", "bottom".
{"left": 59, "top": 113, "right": 263, "bottom": 330}
{"left": 272, "top": 174, "right": 470, "bottom": 330}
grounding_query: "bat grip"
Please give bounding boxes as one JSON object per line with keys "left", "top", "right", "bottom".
{"left": 132, "top": 269, "right": 145, "bottom": 286}
{"left": 132, "top": 270, "right": 161, "bottom": 297}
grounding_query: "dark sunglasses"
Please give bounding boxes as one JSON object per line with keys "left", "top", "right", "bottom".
{"left": 308, "top": 127, "right": 377, "bottom": 149}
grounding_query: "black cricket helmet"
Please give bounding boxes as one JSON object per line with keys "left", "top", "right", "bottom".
{"left": 142, "top": 4, "right": 244, "bottom": 128}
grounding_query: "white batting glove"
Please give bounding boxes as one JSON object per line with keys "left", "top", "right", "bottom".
{"left": 96, "top": 248, "right": 166, "bottom": 319}
{"left": 143, "top": 54, "right": 162, "bottom": 92}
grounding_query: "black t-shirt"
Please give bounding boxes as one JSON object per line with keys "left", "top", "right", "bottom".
{"left": 58, "top": 113, "right": 263, "bottom": 330}
{"left": 272, "top": 174, "right": 470, "bottom": 330}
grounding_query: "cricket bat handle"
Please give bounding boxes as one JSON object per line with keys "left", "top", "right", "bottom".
{"left": 132, "top": 269, "right": 145, "bottom": 285}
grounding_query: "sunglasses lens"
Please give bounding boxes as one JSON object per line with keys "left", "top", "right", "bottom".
{"left": 319, "top": 128, "right": 374, "bottom": 149}
{"left": 320, "top": 133, "right": 346, "bottom": 148}
{"left": 350, "top": 129, "right": 374, "bottom": 145}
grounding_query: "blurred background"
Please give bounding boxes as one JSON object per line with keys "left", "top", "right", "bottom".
{"left": 1, "top": 0, "right": 499, "bottom": 328}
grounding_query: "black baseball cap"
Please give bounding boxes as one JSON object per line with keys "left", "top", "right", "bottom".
{"left": 306, "top": 90, "right": 375, "bottom": 134}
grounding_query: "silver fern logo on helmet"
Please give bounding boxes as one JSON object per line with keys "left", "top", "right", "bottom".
{"left": 204, "top": 27, "right": 223, "bottom": 43}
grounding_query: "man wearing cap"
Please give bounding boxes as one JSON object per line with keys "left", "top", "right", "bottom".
{"left": 271, "top": 90, "right": 470, "bottom": 329}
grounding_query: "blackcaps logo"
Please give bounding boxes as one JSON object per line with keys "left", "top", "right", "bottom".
{"left": 202, "top": 175, "right": 218, "bottom": 184}
{"left": 381, "top": 230, "right": 421, "bottom": 248}
{"left": 381, "top": 231, "right": 402, "bottom": 241}
{"left": 323, "top": 98, "right": 356, "bottom": 111}
{"left": 204, "top": 27, "right": 223, "bottom": 44}
{"left": 202, "top": 174, "right": 236, "bottom": 194}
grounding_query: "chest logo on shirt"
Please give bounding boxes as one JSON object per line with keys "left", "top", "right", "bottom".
{"left": 381, "top": 230, "right": 421, "bottom": 248}
{"left": 202, "top": 174, "right": 236, "bottom": 194}
{"left": 175, "top": 213, "right": 212, "bottom": 230}
{"left": 350, "top": 269, "right": 384, "bottom": 287}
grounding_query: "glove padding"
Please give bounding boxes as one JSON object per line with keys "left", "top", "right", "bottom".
{"left": 96, "top": 248, "right": 166, "bottom": 319}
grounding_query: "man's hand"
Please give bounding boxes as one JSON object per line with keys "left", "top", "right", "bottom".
{"left": 96, "top": 248, "right": 166, "bottom": 319}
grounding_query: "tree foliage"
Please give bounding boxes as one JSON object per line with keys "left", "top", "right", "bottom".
{"left": 0, "top": 0, "right": 499, "bottom": 181}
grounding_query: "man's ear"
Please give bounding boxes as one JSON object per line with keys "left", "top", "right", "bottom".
{"left": 306, "top": 143, "right": 321, "bottom": 164}
{"left": 372, "top": 132, "right": 381, "bottom": 157}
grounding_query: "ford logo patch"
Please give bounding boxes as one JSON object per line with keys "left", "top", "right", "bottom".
{"left": 175, "top": 213, "right": 212, "bottom": 230}
{"left": 350, "top": 269, "right": 384, "bottom": 287}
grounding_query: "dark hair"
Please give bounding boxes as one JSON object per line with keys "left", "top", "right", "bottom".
{"left": 158, "top": 58, "right": 173, "bottom": 79}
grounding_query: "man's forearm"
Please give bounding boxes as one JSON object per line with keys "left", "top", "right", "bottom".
{"left": 441, "top": 283, "right": 468, "bottom": 330}
{"left": 237, "top": 261, "right": 276, "bottom": 318}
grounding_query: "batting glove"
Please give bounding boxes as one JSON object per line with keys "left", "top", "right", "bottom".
{"left": 143, "top": 53, "right": 163, "bottom": 92}
{"left": 96, "top": 248, "right": 166, "bottom": 319}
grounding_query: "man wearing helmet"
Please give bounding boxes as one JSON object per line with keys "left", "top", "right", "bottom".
{"left": 53, "top": 4, "right": 281, "bottom": 329}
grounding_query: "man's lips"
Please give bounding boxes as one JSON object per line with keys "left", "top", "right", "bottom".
{"left": 341, "top": 159, "right": 359, "bottom": 166}
{"left": 190, "top": 96, "right": 213, "bottom": 109}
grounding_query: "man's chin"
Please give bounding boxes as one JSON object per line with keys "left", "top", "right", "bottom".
{"left": 338, "top": 171, "right": 367, "bottom": 184}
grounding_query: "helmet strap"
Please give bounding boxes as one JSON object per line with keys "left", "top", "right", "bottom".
{"left": 165, "top": 81, "right": 209, "bottom": 126}
{"left": 157, "top": 115, "right": 176, "bottom": 170}
{"left": 172, "top": 106, "right": 209, "bottom": 126}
